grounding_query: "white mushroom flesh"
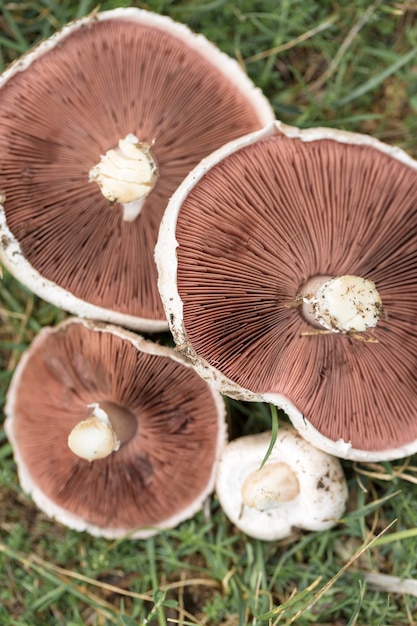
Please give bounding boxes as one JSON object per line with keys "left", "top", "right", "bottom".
{"left": 241, "top": 461, "right": 300, "bottom": 511}
{"left": 68, "top": 402, "right": 120, "bottom": 462}
{"left": 302, "top": 275, "right": 382, "bottom": 333}
{"left": 89, "top": 133, "right": 158, "bottom": 221}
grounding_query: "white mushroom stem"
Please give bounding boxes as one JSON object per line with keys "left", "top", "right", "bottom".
{"left": 89, "top": 133, "right": 158, "bottom": 221}
{"left": 68, "top": 402, "right": 120, "bottom": 462}
{"left": 301, "top": 275, "right": 382, "bottom": 333}
{"left": 241, "top": 462, "right": 300, "bottom": 511}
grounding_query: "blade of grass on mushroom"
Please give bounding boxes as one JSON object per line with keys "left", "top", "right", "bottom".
{"left": 258, "top": 403, "right": 279, "bottom": 470}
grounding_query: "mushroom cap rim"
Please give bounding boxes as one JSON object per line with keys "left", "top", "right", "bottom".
{"left": 0, "top": 212, "right": 168, "bottom": 332}
{"left": 0, "top": 7, "right": 274, "bottom": 127}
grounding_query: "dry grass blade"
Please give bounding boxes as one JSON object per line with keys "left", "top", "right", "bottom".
{"left": 0, "top": 540, "right": 215, "bottom": 624}
{"left": 309, "top": 0, "right": 383, "bottom": 94}
{"left": 282, "top": 519, "right": 397, "bottom": 624}
{"left": 354, "top": 458, "right": 417, "bottom": 485}
{"left": 245, "top": 17, "right": 337, "bottom": 63}
{"left": 0, "top": 541, "right": 151, "bottom": 601}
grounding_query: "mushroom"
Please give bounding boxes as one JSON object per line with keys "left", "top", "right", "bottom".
{"left": 155, "top": 121, "right": 417, "bottom": 461}
{"left": 216, "top": 426, "right": 348, "bottom": 541}
{"left": 4, "top": 318, "right": 227, "bottom": 538}
{"left": 0, "top": 7, "right": 274, "bottom": 333}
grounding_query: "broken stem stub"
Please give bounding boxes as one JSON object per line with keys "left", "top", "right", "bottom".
{"left": 89, "top": 133, "right": 159, "bottom": 221}
{"left": 68, "top": 403, "right": 121, "bottom": 462}
{"left": 300, "top": 274, "right": 383, "bottom": 334}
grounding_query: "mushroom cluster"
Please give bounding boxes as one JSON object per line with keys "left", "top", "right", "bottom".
{"left": 0, "top": 7, "right": 274, "bottom": 332}
{"left": 155, "top": 121, "right": 417, "bottom": 462}
{"left": 6, "top": 7, "right": 416, "bottom": 544}
{"left": 5, "top": 318, "right": 226, "bottom": 538}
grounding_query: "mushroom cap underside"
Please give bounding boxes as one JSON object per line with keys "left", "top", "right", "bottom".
{"left": 156, "top": 122, "right": 417, "bottom": 460}
{"left": 5, "top": 318, "right": 226, "bottom": 538}
{"left": 0, "top": 8, "right": 274, "bottom": 331}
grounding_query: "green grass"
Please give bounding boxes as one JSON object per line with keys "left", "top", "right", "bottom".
{"left": 1, "top": 0, "right": 417, "bottom": 624}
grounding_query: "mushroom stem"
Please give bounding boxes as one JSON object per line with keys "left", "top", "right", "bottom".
{"left": 241, "top": 461, "right": 300, "bottom": 511}
{"left": 68, "top": 402, "right": 121, "bottom": 462}
{"left": 89, "top": 133, "right": 159, "bottom": 221}
{"left": 300, "top": 275, "right": 383, "bottom": 334}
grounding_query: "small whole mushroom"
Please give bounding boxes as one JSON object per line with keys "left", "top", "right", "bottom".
{"left": 215, "top": 425, "right": 348, "bottom": 541}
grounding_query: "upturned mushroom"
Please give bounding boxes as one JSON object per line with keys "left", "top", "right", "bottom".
{"left": 216, "top": 426, "right": 348, "bottom": 540}
{"left": 155, "top": 121, "right": 417, "bottom": 461}
{"left": 0, "top": 7, "right": 274, "bottom": 332}
{"left": 5, "top": 318, "right": 226, "bottom": 538}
